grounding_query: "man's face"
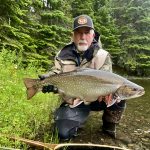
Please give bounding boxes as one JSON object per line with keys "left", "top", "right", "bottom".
{"left": 73, "top": 27, "right": 95, "bottom": 52}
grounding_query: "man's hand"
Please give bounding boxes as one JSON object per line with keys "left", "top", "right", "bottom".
{"left": 38, "top": 74, "right": 47, "bottom": 80}
{"left": 42, "top": 85, "right": 58, "bottom": 93}
{"left": 69, "top": 98, "right": 83, "bottom": 108}
{"left": 38, "top": 74, "right": 58, "bottom": 93}
{"left": 98, "top": 94, "right": 114, "bottom": 106}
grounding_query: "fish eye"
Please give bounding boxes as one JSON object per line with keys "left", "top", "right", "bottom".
{"left": 133, "top": 88, "right": 137, "bottom": 91}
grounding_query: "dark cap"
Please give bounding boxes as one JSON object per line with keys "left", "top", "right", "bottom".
{"left": 73, "top": 15, "right": 94, "bottom": 31}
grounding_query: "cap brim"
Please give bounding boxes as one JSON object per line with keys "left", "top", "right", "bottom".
{"left": 73, "top": 25, "right": 94, "bottom": 31}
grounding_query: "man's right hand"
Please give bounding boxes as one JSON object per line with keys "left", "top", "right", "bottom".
{"left": 42, "top": 85, "right": 58, "bottom": 93}
{"left": 38, "top": 74, "right": 58, "bottom": 93}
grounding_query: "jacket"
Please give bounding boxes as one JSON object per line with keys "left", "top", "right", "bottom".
{"left": 51, "top": 41, "right": 112, "bottom": 74}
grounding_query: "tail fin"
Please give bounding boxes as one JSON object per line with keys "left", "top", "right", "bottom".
{"left": 24, "top": 78, "right": 39, "bottom": 100}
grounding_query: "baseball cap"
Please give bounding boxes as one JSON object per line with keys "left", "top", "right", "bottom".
{"left": 73, "top": 15, "right": 94, "bottom": 31}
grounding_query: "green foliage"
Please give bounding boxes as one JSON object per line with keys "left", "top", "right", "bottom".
{"left": 0, "top": 0, "right": 73, "bottom": 70}
{"left": 71, "top": 0, "right": 94, "bottom": 17}
{"left": 93, "top": 0, "right": 122, "bottom": 63}
{"left": 0, "top": 50, "right": 59, "bottom": 147}
{"left": 111, "top": 0, "right": 150, "bottom": 76}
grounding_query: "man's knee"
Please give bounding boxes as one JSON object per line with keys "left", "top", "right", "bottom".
{"left": 55, "top": 119, "right": 79, "bottom": 140}
{"left": 54, "top": 103, "right": 90, "bottom": 140}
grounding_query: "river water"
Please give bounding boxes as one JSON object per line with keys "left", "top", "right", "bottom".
{"left": 122, "top": 78, "right": 150, "bottom": 149}
{"left": 127, "top": 78, "right": 150, "bottom": 129}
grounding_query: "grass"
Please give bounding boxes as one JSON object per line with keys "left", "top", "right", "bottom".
{"left": 0, "top": 50, "right": 60, "bottom": 148}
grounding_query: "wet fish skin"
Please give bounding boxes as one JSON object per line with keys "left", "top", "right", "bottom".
{"left": 23, "top": 68, "right": 145, "bottom": 106}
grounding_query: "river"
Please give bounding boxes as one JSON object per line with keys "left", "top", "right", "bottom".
{"left": 123, "top": 78, "right": 150, "bottom": 149}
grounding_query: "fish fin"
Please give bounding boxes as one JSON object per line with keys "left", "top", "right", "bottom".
{"left": 59, "top": 92, "right": 74, "bottom": 105}
{"left": 24, "top": 78, "right": 39, "bottom": 100}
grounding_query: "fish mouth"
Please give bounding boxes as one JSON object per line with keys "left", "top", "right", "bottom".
{"left": 138, "top": 90, "right": 145, "bottom": 96}
{"left": 133, "top": 89, "right": 145, "bottom": 98}
{"left": 114, "top": 88, "right": 145, "bottom": 100}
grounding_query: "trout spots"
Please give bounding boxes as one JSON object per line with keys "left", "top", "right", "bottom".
{"left": 24, "top": 68, "right": 145, "bottom": 107}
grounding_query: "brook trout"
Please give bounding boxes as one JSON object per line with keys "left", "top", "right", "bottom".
{"left": 24, "top": 68, "right": 145, "bottom": 107}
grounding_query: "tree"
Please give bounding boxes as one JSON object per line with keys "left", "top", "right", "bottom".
{"left": 93, "top": 0, "right": 122, "bottom": 64}
{"left": 111, "top": 0, "right": 150, "bottom": 76}
{"left": 0, "top": 0, "right": 72, "bottom": 69}
{"left": 71, "top": 0, "right": 94, "bottom": 17}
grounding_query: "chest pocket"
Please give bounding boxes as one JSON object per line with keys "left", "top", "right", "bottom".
{"left": 89, "top": 49, "right": 108, "bottom": 69}
{"left": 56, "top": 59, "right": 77, "bottom": 72}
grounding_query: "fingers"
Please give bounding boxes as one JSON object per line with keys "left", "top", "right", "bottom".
{"left": 69, "top": 98, "right": 83, "bottom": 108}
{"left": 105, "top": 93, "right": 112, "bottom": 105}
{"left": 98, "top": 96, "right": 103, "bottom": 102}
{"left": 105, "top": 94, "right": 118, "bottom": 107}
{"left": 98, "top": 94, "right": 112, "bottom": 103}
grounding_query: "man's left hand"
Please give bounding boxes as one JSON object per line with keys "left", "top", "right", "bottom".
{"left": 98, "top": 94, "right": 114, "bottom": 106}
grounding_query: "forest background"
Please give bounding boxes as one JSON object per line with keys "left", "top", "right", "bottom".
{"left": 0, "top": 0, "right": 150, "bottom": 76}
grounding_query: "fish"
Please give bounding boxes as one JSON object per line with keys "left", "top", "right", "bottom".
{"left": 23, "top": 68, "right": 145, "bottom": 107}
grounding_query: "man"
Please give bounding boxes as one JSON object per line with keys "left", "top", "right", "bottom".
{"left": 40, "top": 15, "right": 126, "bottom": 140}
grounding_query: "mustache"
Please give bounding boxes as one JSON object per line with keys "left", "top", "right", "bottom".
{"left": 78, "top": 40, "right": 88, "bottom": 44}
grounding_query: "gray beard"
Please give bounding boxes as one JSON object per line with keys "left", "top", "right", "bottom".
{"left": 77, "top": 45, "right": 89, "bottom": 52}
